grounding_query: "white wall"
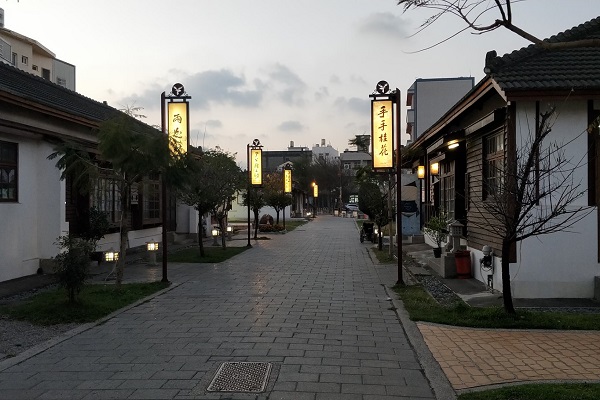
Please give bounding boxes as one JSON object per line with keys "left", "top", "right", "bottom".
{"left": 468, "top": 100, "right": 597, "bottom": 298}
{"left": 0, "top": 136, "right": 64, "bottom": 281}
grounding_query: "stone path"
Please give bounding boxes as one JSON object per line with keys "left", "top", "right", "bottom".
{"left": 0, "top": 216, "right": 438, "bottom": 399}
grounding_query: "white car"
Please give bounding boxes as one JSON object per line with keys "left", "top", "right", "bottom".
{"left": 344, "top": 204, "right": 360, "bottom": 212}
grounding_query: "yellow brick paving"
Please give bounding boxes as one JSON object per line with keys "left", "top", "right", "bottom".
{"left": 417, "top": 322, "right": 600, "bottom": 390}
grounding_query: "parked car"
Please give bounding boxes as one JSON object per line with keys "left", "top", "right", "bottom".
{"left": 344, "top": 203, "right": 360, "bottom": 212}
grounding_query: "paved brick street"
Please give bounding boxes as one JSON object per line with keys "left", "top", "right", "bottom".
{"left": 0, "top": 216, "right": 440, "bottom": 399}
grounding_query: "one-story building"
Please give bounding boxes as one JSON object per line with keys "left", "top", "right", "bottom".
{"left": 0, "top": 62, "right": 174, "bottom": 282}
{"left": 407, "top": 16, "right": 600, "bottom": 298}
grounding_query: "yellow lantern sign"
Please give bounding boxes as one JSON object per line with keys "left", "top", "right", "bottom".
{"left": 284, "top": 169, "right": 292, "bottom": 193}
{"left": 371, "top": 99, "right": 394, "bottom": 170}
{"left": 167, "top": 102, "right": 188, "bottom": 154}
{"left": 251, "top": 148, "right": 262, "bottom": 186}
{"left": 313, "top": 183, "right": 318, "bottom": 198}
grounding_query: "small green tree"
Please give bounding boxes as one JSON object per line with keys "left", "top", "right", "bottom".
{"left": 423, "top": 211, "right": 448, "bottom": 251}
{"left": 242, "top": 185, "right": 266, "bottom": 239}
{"left": 49, "top": 107, "right": 189, "bottom": 289}
{"left": 264, "top": 172, "right": 292, "bottom": 225}
{"left": 179, "top": 148, "right": 243, "bottom": 251}
{"left": 53, "top": 235, "right": 95, "bottom": 303}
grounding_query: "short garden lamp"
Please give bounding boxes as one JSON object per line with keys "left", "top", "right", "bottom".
{"left": 146, "top": 241, "right": 159, "bottom": 266}
{"left": 449, "top": 220, "right": 464, "bottom": 253}
{"left": 226, "top": 225, "right": 233, "bottom": 241}
{"left": 211, "top": 227, "right": 220, "bottom": 246}
{"left": 104, "top": 249, "right": 119, "bottom": 263}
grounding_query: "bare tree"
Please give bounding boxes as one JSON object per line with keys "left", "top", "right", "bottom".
{"left": 469, "top": 108, "right": 594, "bottom": 313}
{"left": 398, "top": 0, "right": 600, "bottom": 50}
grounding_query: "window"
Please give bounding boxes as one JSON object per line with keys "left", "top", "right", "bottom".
{"left": 441, "top": 161, "right": 455, "bottom": 220}
{"left": 32, "top": 65, "right": 39, "bottom": 71}
{"left": 21, "top": 55, "right": 28, "bottom": 65}
{"left": 143, "top": 176, "right": 160, "bottom": 221}
{"left": 91, "top": 177, "right": 122, "bottom": 224}
{"left": 0, "top": 141, "right": 18, "bottom": 201}
{"left": 11, "top": 52, "right": 16, "bottom": 66}
{"left": 56, "top": 77, "right": 66, "bottom": 87}
{"left": 42, "top": 68, "right": 50, "bottom": 80}
{"left": 484, "top": 132, "right": 505, "bottom": 199}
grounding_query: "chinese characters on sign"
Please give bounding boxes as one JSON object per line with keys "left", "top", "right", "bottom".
{"left": 167, "top": 102, "right": 188, "bottom": 154}
{"left": 313, "top": 184, "right": 318, "bottom": 198}
{"left": 251, "top": 149, "right": 262, "bottom": 186}
{"left": 284, "top": 169, "right": 292, "bottom": 193}
{"left": 371, "top": 99, "right": 394, "bottom": 170}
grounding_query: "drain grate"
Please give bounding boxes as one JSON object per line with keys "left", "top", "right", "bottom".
{"left": 207, "top": 362, "right": 272, "bottom": 392}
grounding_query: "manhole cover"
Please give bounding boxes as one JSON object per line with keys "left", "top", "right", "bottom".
{"left": 207, "top": 362, "right": 272, "bottom": 392}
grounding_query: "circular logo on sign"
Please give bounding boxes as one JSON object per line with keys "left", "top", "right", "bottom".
{"left": 376, "top": 80, "right": 389, "bottom": 94}
{"left": 171, "top": 83, "right": 185, "bottom": 97}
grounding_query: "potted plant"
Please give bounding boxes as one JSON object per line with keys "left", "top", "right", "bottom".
{"left": 424, "top": 212, "right": 449, "bottom": 258}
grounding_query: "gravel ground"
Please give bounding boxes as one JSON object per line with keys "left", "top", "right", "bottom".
{"left": 0, "top": 285, "right": 82, "bottom": 360}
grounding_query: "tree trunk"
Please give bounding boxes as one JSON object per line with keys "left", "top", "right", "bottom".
{"left": 197, "top": 217, "right": 205, "bottom": 257}
{"left": 115, "top": 221, "right": 128, "bottom": 290}
{"left": 501, "top": 239, "right": 515, "bottom": 313}
{"left": 253, "top": 209, "right": 260, "bottom": 239}
{"left": 218, "top": 218, "right": 227, "bottom": 248}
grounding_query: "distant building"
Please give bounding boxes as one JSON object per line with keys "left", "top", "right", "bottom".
{"left": 0, "top": 8, "right": 75, "bottom": 90}
{"left": 311, "top": 139, "right": 339, "bottom": 163}
{"left": 262, "top": 141, "right": 312, "bottom": 173}
{"left": 406, "top": 77, "right": 474, "bottom": 143}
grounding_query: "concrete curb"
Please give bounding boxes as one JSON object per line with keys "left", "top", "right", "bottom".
{"left": 386, "top": 286, "right": 457, "bottom": 400}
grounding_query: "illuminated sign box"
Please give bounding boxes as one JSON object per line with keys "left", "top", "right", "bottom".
{"left": 251, "top": 148, "right": 262, "bottom": 186}
{"left": 284, "top": 169, "right": 292, "bottom": 193}
{"left": 371, "top": 99, "right": 394, "bottom": 170}
{"left": 168, "top": 102, "right": 188, "bottom": 154}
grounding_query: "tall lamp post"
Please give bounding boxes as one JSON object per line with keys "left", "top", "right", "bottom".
{"left": 161, "top": 83, "right": 191, "bottom": 283}
{"left": 369, "top": 80, "right": 403, "bottom": 285}
{"left": 247, "top": 139, "right": 263, "bottom": 247}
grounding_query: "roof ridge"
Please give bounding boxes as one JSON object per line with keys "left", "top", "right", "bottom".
{"left": 485, "top": 15, "right": 600, "bottom": 74}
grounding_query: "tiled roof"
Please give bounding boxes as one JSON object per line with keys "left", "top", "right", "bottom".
{"left": 0, "top": 61, "right": 121, "bottom": 122}
{"left": 485, "top": 16, "right": 600, "bottom": 92}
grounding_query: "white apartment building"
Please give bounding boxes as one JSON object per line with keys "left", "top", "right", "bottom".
{"left": 0, "top": 8, "right": 75, "bottom": 90}
{"left": 406, "top": 77, "right": 474, "bottom": 143}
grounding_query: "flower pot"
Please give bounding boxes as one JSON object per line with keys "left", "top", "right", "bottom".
{"left": 433, "top": 247, "right": 442, "bottom": 258}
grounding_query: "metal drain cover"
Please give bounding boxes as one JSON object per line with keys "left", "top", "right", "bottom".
{"left": 207, "top": 362, "right": 272, "bottom": 392}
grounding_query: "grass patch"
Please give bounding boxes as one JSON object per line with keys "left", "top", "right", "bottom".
{"left": 394, "top": 284, "right": 600, "bottom": 330}
{"left": 371, "top": 247, "right": 395, "bottom": 264}
{"left": 458, "top": 383, "right": 600, "bottom": 400}
{"left": 283, "top": 220, "right": 308, "bottom": 231}
{"left": 0, "top": 282, "right": 169, "bottom": 325}
{"left": 166, "top": 246, "right": 249, "bottom": 263}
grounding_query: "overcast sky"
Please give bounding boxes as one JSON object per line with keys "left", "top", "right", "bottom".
{"left": 3, "top": 0, "right": 598, "bottom": 164}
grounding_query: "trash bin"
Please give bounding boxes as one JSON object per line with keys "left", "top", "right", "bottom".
{"left": 455, "top": 250, "right": 471, "bottom": 279}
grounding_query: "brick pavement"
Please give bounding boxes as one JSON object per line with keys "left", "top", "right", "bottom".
{"left": 418, "top": 323, "right": 600, "bottom": 391}
{"left": 0, "top": 216, "right": 440, "bottom": 400}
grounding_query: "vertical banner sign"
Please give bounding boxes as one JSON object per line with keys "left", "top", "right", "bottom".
{"left": 313, "top": 184, "right": 319, "bottom": 198}
{"left": 167, "top": 102, "right": 188, "bottom": 154}
{"left": 371, "top": 99, "right": 394, "bottom": 169}
{"left": 284, "top": 169, "right": 292, "bottom": 193}
{"left": 251, "top": 148, "right": 262, "bottom": 185}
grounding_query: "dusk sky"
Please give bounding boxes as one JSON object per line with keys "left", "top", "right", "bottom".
{"left": 3, "top": 1, "right": 598, "bottom": 164}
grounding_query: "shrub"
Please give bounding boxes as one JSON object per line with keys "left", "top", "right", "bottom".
{"left": 258, "top": 224, "right": 285, "bottom": 232}
{"left": 53, "top": 235, "right": 95, "bottom": 303}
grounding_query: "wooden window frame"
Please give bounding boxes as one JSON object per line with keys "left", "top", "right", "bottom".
{"left": 0, "top": 140, "right": 18, "bottom": 202}
{"left": 142, "top": 175, "right": 161, "bottom": 224}
{"left": 483, "top": 131, "right": 505, "bottom": 200}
